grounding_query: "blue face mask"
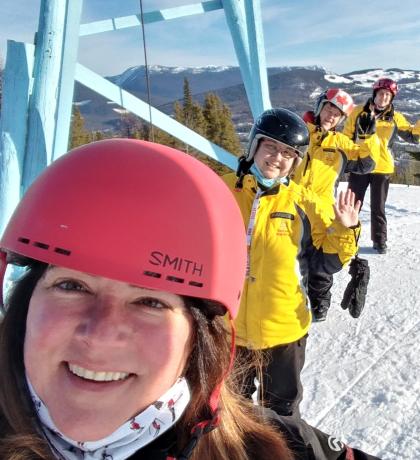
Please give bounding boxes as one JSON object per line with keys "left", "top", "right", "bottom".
{"left": 250, "top": 163, "right": 289, "bottom": 188}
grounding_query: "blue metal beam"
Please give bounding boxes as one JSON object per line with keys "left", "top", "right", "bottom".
{"left": 222, "top": 0, "right": 270, "bottom": 119}
{"left": 53, "top": 0, "right": 83, "bottom": 160}
{"left": 221, "top": 0, "right": 253, "bottom": 113}
{"left": 244, "top": 0, "right": 271, "bottom": 113}
{"left": 75, "top": 63, "right": 237, "bottom": 170}
{"left": 79, "top": 1, "right": 223, "bottom": 36}
{"left": 22, "top": 0, "right": 83, "bottom": 190}
{"left": 0, "top": 42, "right": 34, "bottom": 234}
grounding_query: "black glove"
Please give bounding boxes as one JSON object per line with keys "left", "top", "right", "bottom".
{"left": 341, "top": 257, "right": 370, "bottom": 318}
{"left": 356, "top": 111, "right": 376, "bottom": 137}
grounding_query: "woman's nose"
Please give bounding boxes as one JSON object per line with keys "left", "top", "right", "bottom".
{"left": 76, "top": 297, "right": 130, "bottom": 345}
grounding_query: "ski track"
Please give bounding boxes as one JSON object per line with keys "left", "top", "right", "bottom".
{"left": 301, "top": 184, "right": 420, "bottom": 459}
{"left": 310, "top": 317, "right": 420, "bottom": 427}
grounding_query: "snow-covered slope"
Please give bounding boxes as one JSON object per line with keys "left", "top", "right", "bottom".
{"left": 301, "top": 183, "right": 420, "bottom": 459}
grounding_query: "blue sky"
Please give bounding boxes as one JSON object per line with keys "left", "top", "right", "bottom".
{"left": 1, "top": 0, "right": 420, "bottom": 76}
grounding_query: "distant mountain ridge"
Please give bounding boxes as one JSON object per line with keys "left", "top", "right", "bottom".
{"left": 74, "top": 66, "right": 420, "bottom": 142}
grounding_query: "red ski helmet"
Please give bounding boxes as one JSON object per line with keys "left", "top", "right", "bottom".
{"left": 0, "top": 139, "right": 247, "bottom": 319}
{"left": 315, "top": 88, "right": 354, "bottom": 117}
{"left": 373, "top": 78, "right": 398, "bottom": 97}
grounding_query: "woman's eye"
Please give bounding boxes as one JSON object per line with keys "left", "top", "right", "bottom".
{"left": 53, "top": 280, "right": 88, "bottom": 293}
{"left": 264, "top": 144, "right": 276, "bottom": 153}
{"left": 133, "top": 297, "right": 169, "bottom": 310}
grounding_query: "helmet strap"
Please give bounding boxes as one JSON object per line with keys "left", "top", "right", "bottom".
{"left": 174, "top": 319, "right": 236, "bottom": 460}
{"left": 0, "top": 251, "right": 7, "bottom": 311}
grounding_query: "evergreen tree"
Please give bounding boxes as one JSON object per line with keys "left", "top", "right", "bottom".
{"left": 191, "top": 102, "right": 207, "bottom": 136}
{"left": 174, "top": 81, "right": 203, "bottom": 153}
{"left": 93, "top": 131, "right": 106, "bottom": 141}
{"left": 152, "top": 126, "right": 177, "bottom": 148}
{"left": 171, "top": 80, "right": 241, "bottom": 174}
{"left": 70, "top": 107, "right": 91, "bottom": 149}
{"left": 174, "top": 101, "right": 183, "bottom": 125}
{"left": 175, "top": 79, "right": 206, "bottom": 136}
{"left": 203, "top": 93, "right": 241, "bottom": 156}
{"left": 203, "top": 93, "right": 222, "bottom": 141}
{"left": 182, "top": 78, "right": 194, "bottom": 128}
{"left": 119, "top": 113, "right": 144, "bottom": 139}
{"left": 218, "top": 105, "right": 241, "bottom": 155}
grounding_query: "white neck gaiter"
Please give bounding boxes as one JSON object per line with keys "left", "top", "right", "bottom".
{"left": 26, "top": 376, "right": 191, "bottom": 460}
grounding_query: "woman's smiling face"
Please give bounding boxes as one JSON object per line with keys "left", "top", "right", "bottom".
{"left": 24, "top": 266, "right": 193, "bottom": 442}
{"left": 254, "top": 138, "right": 297, "bottom": 179}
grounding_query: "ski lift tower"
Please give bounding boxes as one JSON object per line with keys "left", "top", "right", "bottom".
{"left": 0, "top": 0, "right": 271, "bottom": 234}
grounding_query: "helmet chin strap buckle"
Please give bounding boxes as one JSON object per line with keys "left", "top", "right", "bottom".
{"left": 0, "top": 251, "right": 8, "bottom": 312}
{"left": 175, "top": 411, "right": 220, "bottom": 460}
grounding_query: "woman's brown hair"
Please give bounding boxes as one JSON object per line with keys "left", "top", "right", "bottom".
{"left": 180, "top": 302, "right": 293, "bottom": 460}
{"left": 0, "top": 261, "right": 293, "bottom": 460}
{"left": 0, "top": 260, "right": 53, "bottom": 458}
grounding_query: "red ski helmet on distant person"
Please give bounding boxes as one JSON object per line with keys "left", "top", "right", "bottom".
{"left": 315, "top": 88, "right": 354, "bottom": 117}
{"left": 0, "top": 139, "right": 247, "bottom": 319}
{"left": 373, "top": 78, "right": 398, "bottom": 97}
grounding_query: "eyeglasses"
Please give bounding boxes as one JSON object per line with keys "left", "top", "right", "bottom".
{"left": 260, "top": 141, "right": 298, "bottom": 159}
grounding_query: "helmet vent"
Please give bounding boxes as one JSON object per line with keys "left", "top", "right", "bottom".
{"left": 166, "top": 275, "right": 184, "bottom": 284}
{"left": 143, "top": 270, "right": 162, "bottom": 279}
{"left": 16, "top": 237, "right": 71, "bottom": 256}
{"left": 54, "top": 247, "right": 71, "bottom": 256}
{"left": 33, "top": 241, "right": 50, "bottom": 250}
{"left": 188, "top": 281, "right": 203, "bottom": 288}
{"left": 143, "top": 270, "right": 203, "bottom": 288}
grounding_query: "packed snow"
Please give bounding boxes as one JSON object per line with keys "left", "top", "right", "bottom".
{"left": 301, "top": 183, "right": 420, "bottom": 459}
{"left": 339, "top": 69, "right": 420, "bottom": 89}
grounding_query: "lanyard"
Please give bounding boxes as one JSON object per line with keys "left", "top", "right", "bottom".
{"left": 245, "top": 189, "right": 263, "bottom": 277}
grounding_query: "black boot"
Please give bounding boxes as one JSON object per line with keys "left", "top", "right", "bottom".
{"left": 373, "top": 242, "right": 387, "bottom": 254}
{"left": 311, "top": 300, "right": 330, "bottom": 322}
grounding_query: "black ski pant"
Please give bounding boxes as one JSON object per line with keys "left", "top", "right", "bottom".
{"left": 237, "top": 335, "right": 307, "bottom": 417}
{"left": 308, "top": 271, "right": 333, "bottom": 310}
{"left": 348, "top": 172, "right": 390, "bottom": 244}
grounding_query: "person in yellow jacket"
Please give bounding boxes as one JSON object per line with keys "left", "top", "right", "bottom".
{"left": 292, "top": 89, "right": 380, "bottom": 321}
{"left": 343, "top": 78, "right": 420, "bottom": 254}
{"left": 223, "top": 108, "right": 361, "bottom": 417}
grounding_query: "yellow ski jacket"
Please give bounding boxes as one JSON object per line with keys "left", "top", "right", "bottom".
{"left": 343, "top": 102, "right": 420, "bottom": 174}
{"left": 223, "top": 173, "right": 359, "bottom": 349}
{"left": 293, "top": 122, "right": 380, "bottom": 207}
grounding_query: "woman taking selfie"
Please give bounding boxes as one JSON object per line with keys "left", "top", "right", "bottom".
{"left": 0, "top": 139, "right": 379, "bottom": 459}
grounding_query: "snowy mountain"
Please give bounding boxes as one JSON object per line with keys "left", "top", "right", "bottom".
{"left": 111, "top": 64, "right": 238, "bottom": 87}
{"left": 74, "top": 65, "right": 420, "bottom": 139}
{"left": 301, "top": 183, "right": 420, "bottom": 459}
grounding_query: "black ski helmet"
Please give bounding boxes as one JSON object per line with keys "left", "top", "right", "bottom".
{"left": 235, "top": 108, "right": 309, "bottom": 186}
{"left": 245, "top": 108, "right": 309, "bottom": 162}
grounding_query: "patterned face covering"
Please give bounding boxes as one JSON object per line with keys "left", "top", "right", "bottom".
{"left": 26, "top": 376, "right": 191, "bottom": 460}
